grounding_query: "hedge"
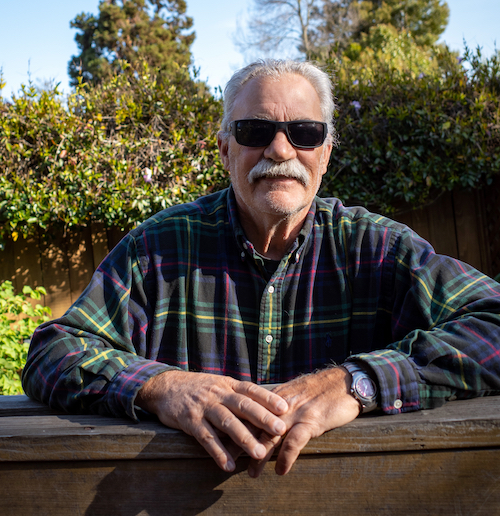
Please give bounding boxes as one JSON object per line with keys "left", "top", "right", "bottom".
{"left": 1, "top": 51, "right": 499, "bottom": 246}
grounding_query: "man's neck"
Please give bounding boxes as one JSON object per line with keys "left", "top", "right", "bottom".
{"left": 238, "top": 207, "right": 308, "bottom": 260}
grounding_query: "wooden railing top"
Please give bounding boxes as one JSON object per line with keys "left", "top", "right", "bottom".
{"left": 1, "top": 395, "right": 499, "bottom": 463}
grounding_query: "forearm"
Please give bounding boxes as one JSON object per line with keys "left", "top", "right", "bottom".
{"left": 350, "top": 312, "right": 500, "bottom": 414}
{"left": 22, "top": 319, "right": 174, "bottom": 419}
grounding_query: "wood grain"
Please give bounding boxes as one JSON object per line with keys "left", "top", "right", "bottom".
{"left": 0, "top": 395, "right": 499, "bottom": 515}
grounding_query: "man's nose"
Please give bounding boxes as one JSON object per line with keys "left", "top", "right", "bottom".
{"left": 263, "top": 129, "right": 297, "bottom": 162}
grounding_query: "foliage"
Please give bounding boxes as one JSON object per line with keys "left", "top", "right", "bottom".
{"left": 321, "top": 47, "right": 500, "bottom": 213}
{"left": 68, "top": 0, "right": 194, "bottom": 86}
{"left": 1, "top": 45, "right": 499, "bottom": 236}
{"left": 0, "top": 62, "right": 226, "bottom": 247}
{"left": 238, "top": 0, "right": 449, "bottom": 60}
{"left": 339, "top": 24, "right": 444, "bottom": 80}
{"left": 349, "top": 0, "right": 450, "bottom": 48}
{"left": 0, "top": 281, "right": 51, "bottom": 395}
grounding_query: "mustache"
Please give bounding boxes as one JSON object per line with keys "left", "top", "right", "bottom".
{"left": 247, "top": 159, "right": 310, "bottom": 186}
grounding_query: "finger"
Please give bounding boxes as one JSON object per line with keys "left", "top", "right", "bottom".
{"left": 248, "top": 432, "right": 282, "bottom": 478}
{"left": 275, "top": 424, "right": 312, "bottom": 476}
{"left": 235, "top": 381, "right": 289, "bottom": 415}
{"left": 224, "top": 389, "right": 288, "bottom": 437}
{"left": 191, "top": 418, "right": 236, "bottom": 472}
{"left": 206, "top": 404, "right": 269, "bottom": 461}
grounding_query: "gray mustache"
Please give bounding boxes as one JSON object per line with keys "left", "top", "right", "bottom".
{"left": 247, "top": 159, "right": 310, "bottom": 186}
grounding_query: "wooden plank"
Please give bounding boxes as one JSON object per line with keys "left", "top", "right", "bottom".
{"left": 91, "top": 222, "right": 110, "bottom": 270}
{"left": 0, "top": 447, "right": 499, "bottom": 515}
{"left": 394, "top": 202, "right": 434, "bottom": 245}
{"left": 1, "top": 397, "right": 499, "bottom": 462}
{"left": 0, "top": 237, "right": 15, "bottom": 284}
{"left": 12, "top": 234, "right": 43, "bottom": 292}
{"left": 426, "top": 192, "right": 459, "bottom": 257}
{"left": 0, "top": 395, "right": 62, "bottom": 417}
{"left": 106, "top": 226, "right": 129, "bottom": 253}
{"left": 453, "top": 188, "right": 485, "bottom": 272}
{"left": 39, "top": 233, "right": 71, "bottom": 319}
{"left": 66, "top": 226, "right": 94, "bottom": 305}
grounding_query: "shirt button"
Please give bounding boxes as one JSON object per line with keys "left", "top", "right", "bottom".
{"left": 265, "top": 335, "right": 273, "bottom": 343}
{"left": 394, "top": 399, "right": 403, "bottom": 409}
{"left": 241, "top": 251, "right": 245, "bottom": 258}
{"left": 268, "top": 285, "right": 275, "bottom": 294}
{"left": 243, "top": 242, "right": 248, "bottom": 249}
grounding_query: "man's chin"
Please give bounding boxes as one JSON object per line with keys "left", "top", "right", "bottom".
{"left": 256, "top": 189, "right": 306, "bottom": 216}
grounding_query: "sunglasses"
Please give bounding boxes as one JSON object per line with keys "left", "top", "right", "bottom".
{"left": 229, "top": 119, "right": 328, "bottom": 149}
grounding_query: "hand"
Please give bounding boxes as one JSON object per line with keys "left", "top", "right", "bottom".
{"left": 247, "top": 367, "right": 360, "bottom": 477}
{"left": 135, "top": 370, "right": 289, "bottom": 472}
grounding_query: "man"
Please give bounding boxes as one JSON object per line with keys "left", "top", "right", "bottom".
{"left": 22, "top": 59, "right": 500, "bottom": 478}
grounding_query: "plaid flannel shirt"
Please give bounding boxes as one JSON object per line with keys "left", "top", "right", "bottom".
{"left": 23, "top": 187, "right": 500, "bottom": 420}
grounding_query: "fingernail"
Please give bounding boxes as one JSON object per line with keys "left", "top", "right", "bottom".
{"left": 224, "top": 459, "right": 235, "bottom": 472}
{"left": 254, "top": 443, "right": 266, "bottom": 459}
{"left": 276, "top": 400, "right": 287, "bottom": 412}
{"left": 274, "top": 420, "right": 286, "bottom": 435}
{"left": 248, "top": 466, "right": 256, "bottom": 478}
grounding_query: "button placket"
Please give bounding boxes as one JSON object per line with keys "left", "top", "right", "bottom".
{"left": 257, "top": 275, "right": 282, "bottom": 383}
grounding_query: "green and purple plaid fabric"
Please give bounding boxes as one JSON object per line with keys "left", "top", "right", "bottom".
{"left": 23, "top": 187, "right": 500, "bottom": 420}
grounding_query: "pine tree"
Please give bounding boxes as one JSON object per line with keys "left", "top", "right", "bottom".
{"left": 68, "top": 0, "right": 195, "bottom": 86}
{"left": 317, "top": 0, "right": 449, "bottom": 52}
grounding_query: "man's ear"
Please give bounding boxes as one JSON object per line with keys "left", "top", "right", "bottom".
{"left": 217, "top": 132, "right": 230, "bottom": 171}
{"left": 320, "top": 136, "right": 334, "bottom": 176}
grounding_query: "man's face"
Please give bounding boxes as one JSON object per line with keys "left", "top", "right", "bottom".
{"left": 218, "top": 74, "right": 333, "bottom": 224}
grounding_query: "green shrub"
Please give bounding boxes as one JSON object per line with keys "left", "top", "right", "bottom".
{"left": 0, "top": 62, "right": 227, "bottom": 248}
{"left": 1, "top": 50, "right": 499, "bottom": 242}
{"left": 0, "top": 281, "right": 51, "bottom": 395}
{"left": 321, "top": 46, "right": 500, "bottom": 213}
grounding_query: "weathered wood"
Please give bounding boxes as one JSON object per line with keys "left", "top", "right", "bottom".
{"left": 0, "top": 395, "right": 499, "bottom": 515}
{"left": 91, "top": 222, "right": 110, "bottom": 271}
{"left": 39, "top": 232, "right": 72, "bottom": 318}
{"left": 1, "top": 448, "right": 499, "bottom": 516}
{"left": 67, "top": 226, "right": 95, "bottom": 306}
{"left": 1, "top": 396, "right": 499, "bottom": 462}
{"left": 453, "top": 188, "right": 488, "bottom": 271}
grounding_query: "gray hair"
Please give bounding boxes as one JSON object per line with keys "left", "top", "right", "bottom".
{"left": 221, "top": 59, "right": 337, "bottom": 140}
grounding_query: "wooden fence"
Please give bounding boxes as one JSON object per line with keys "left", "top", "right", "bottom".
{"left": 1, "top": 181, "right": 499, "bottom": 319}
{"left": 1, "top": 395, "right": 499, "bottom": 515}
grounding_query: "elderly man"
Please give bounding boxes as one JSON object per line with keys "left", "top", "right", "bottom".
{"left": 22, "top": 59, "right": 500, "bottom": 478}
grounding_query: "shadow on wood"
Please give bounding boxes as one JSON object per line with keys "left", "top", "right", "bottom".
{"left": 0, "top": 395, "right": 499, "bottom": 515}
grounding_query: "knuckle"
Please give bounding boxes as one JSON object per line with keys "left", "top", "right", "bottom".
{"left": 196, "top": 431, "right": 217, "bottom": 448}
{"left": 238, "top": 431, "right": 254, "bottom": 448}
{"left": 237, "top": 396, "right": 254, "bottom": 414}
{"left": 219, "top": 413, "right": 236, "bottom": 431}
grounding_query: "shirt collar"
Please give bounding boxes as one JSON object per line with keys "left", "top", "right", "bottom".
{"left": 226, "top": 185, "right": 316, "bottom": 263}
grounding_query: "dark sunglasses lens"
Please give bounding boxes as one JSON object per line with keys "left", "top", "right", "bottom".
{"left": 288, "top": 122, "right": 325, "bottom": 147}
{"left": 236, "top": 120, "right": 276, "bottom": 147}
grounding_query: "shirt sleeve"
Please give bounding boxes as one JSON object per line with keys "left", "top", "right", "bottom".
{"left": 22, "top": 230, "right": 177, "bottom": 421}
{"left": 348, "top": 225, "right": 500, "bottom": 415}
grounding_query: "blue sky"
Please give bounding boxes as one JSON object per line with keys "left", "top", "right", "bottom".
{"left": 0, "top": 0, "right": 498, "bottom": 99}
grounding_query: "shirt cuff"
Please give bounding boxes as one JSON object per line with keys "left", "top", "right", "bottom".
{"left": 105, "top": 359, "right": 178, "bottom": 421}
{"left": 346, "top": 349, "right": 422, "bottom": 414}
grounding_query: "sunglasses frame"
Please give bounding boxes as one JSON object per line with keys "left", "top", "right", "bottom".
{"left": 229, "top": 119, "right": 328, "bottom": 149}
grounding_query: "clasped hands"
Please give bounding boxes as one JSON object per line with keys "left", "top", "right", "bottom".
{"left": 135, "top": 367, "right": 360, "bottom": 477}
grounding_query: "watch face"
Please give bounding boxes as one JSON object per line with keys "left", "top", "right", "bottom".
{"left": 356, "top": 377, "right": 376, "bottom": 399}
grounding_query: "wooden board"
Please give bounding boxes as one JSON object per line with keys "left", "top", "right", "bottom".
{"left": 39, "top": 232, "right": 71, "bottom": 319}
{"left": 0, "top": 396, "right": 499, "bottom": 515}
{"left": 0, "top": 448, "right": 499, "bottom": 516}
{"left": 66, "top": 226, "right": 95, "bottom": 305}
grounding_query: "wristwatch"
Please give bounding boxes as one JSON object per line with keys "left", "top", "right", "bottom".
{"left": 343, "top": 362, "right": 378, "bottom": 414}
